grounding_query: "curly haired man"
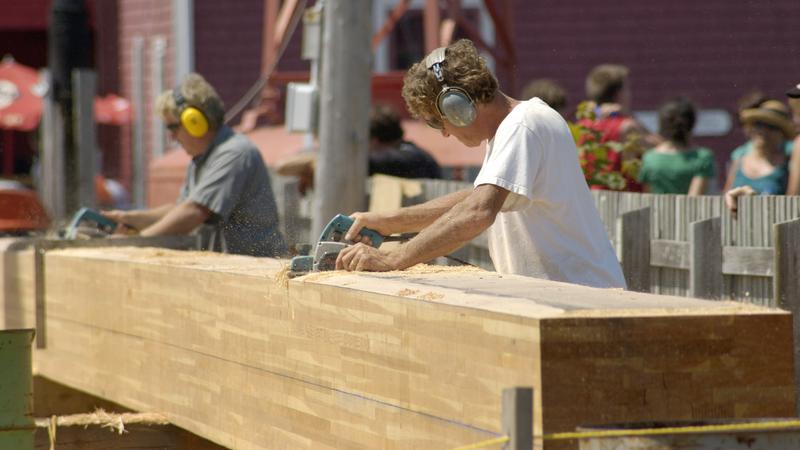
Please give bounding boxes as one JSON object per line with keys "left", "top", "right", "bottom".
{"left": 336, "top": 40, "right": 625, "bottom": 288}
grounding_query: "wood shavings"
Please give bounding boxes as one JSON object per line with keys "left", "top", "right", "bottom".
{"left": 395, "top": 289, "right": 420, "bottom": 297}
{"left": 274, "top": 264, "right": 290, "bottom": 289}
{"left": 295, "top": 270, "right": 348, "bottom": 282}
{"left": 397, "top": 263, "right": 484, "bottom": 274}
{"left": 295, "top": 263, "right": 483, "bottom": 283}
{"left": 394, "top": 288, "right": 444, "bottom": 301}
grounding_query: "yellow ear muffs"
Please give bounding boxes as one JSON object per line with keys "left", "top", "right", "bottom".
{"left": 173, "top": 88, "right": 209, "bottom": 138}
{"left": 179, "top": 106, "right": 209, "bottom": 137}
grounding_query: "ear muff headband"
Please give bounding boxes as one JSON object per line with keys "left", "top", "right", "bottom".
{"left": 425, "top": 47, "right": 476, "bottom": 127}
{"left": 173, "top": 88, "right": 209, "bottom": 138}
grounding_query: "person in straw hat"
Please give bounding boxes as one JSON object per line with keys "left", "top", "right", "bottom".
{"left": 724, "top": 96, "right": 799, "bottom": 216}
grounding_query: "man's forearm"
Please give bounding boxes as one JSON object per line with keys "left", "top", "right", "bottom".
{"left": 386, "top": 189, "right": 472, "bottom": 233}
{"left": 123, "top": 204, "right": 174, "bottom": 230}
{"left": 389, "top": 185, "right": 505, "bottom": 268}
{"left": 140, "top": 201, "right": 210, "bottom": 237}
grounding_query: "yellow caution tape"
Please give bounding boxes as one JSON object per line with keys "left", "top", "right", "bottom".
{"left": 541, "top": 419, "right": 800, "bottom": 441}
{"left": 450, "top": 435, "right": 509, "bottom": 450}
{"left": 451, "top": 420, "right": 800, "bottom": 449}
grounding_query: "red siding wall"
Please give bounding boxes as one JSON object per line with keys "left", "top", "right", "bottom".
{"left": 512, "top": 0, "right": 800, "bottom": 181}
{"left": 193, "top": 0, "right": 267, "bottom": 117}
{"left": 19, "top": 0, "right": 791, "bottom": 192}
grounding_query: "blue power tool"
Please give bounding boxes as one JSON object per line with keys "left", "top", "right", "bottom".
{"left": 63, "top": 207, "right": 119, "bottom": 239}
{"left": 288, "top": 214, "right": 386, "bottom": 277}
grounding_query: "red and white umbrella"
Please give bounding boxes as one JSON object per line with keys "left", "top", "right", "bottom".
{"left": 94, "top": 93, "right": 132, "bottom": 126}
{"left": 0, "top": 55, "right": 46, "bottom": 131}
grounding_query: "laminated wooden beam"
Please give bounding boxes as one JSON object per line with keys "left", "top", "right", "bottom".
{"left": 14, "top": 247, "right": 798, "bottom": 449}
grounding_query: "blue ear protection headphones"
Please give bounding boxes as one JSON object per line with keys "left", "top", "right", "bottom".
{"left": 425, "top": 47, "right": 477, "bottom": 127}
{"left": 173, "top": 87, "right": 209, "bottom": 138}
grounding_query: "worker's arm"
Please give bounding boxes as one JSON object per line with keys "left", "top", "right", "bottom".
{"left": 344, "top": 188, "right": 472, "bottom": 240}
{"left": 687, "top": 176, "right": 709, "bottom": 196}
{"left": 139, "top": 200, "right": 211, "bottom": 237}
{"left": 724, "top": 185, "right": 757, "bottom": 219}
{"left": 102, "top": 203, "right": 173, "bottom": 231}
{"left": 337, "top": 184, "right": 508, "bottom": 271}
{"left": 786, "top": 138, "right": 800, "bottom": 195}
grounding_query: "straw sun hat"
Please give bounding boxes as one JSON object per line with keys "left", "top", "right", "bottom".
{"left": 786, "top": 82, "right": 800, "bottom": 99}
{"left": 739, "top": 99, "right": 796, "bottom": 139}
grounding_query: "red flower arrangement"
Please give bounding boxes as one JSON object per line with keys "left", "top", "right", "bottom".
{"left": 569, "top": 101, "right": 642, "bottom": 191}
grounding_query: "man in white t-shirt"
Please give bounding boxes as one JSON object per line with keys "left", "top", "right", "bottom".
{"left": 336, "top": 39, "right": 625, "bottom": 289}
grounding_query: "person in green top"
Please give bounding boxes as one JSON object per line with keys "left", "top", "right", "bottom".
{"left": 638, "top": 97, "right": 715, "bottom": 195}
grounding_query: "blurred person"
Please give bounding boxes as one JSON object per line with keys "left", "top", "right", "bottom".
{"left": 723, "top": 99, "right": 798, "bottom": 216}
{"left": 103, "top": 73, "right": 287, "bottom": 257}
{"left": 577, "top": 64, "right": 662, "bottom": 192}
{"left": 579, "top": 64, "right": 661, "bottom": 149}
{"left": 638, "top": 97, "right": 715, "bottom": 195}
{"left": 728, "top": 90, "right": 792, "bottom": 161}
{"left": 276, "top": 104, "right": 441, "bottom": 195}
{"left": 786, "top": 83, "right": 800, "bottom": 195}
{"left": 736, "top": 90, "right": 767, "bottom": 115}
{"left": 367, "top": 104, "right": 442, "bottom": 179}
{"left": 335, "top": 39, "right": 625, "bottom": 289}
{"left": 521, "top": 78, "right": 567, "bottom": 117}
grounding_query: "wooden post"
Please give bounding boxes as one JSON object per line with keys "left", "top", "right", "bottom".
{"left": 616, "top": 207, "right": 650, "bottom": 292}
{"left": 39, "top": 69, "right": 67, "bottom": 221}
{"left": 311, "top": 0, "right": 372, "bottom": 240}
{"left": 690, "top": 217, "right": 723, "bottom": 299}
{"left": 130, "top": 36, "right": 145, "bottom": 208}
{"left": 72, "top": 69, "right": 96, "bottom": 210}
{"left": 773, "top": 218, "right": 800, "bottom": 415}
{"left": 502, "top": 387, "right": 532, "bottom": 450}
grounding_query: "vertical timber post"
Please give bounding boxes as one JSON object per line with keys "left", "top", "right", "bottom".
{"left": 502, "top": 387, "right": 533, "bottom": 450}
{"left": 690, "top": 217, "right": 723, "bottom": 299}
{"left": 0, "top": 329, "right": 35, "bottom": 450}
{"left": 773, "top": 218, "right": 800, "bottom": 416}
{"left": 312, "top": 0, "right": 373, "bottom": 240}
{"left": 72, "top": 69, "right": 97, "bottom": 209}
{"left": 616, "top": 207, "right": 651, "bottom": 292}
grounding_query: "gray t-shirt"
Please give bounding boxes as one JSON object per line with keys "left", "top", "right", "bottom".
{"left": 179, "top": 126, "right": 287, "bottom": 257}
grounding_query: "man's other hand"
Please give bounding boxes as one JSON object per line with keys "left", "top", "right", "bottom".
{"left": 335, "top": 243, "right": 397, "bottom": 272}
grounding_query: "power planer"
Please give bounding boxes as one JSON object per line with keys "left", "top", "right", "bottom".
{"left": 288, "top": 214, "right": 388, "bottom": 278}
{"left": 63, "top": 207, "right": 119, "bottom": 239}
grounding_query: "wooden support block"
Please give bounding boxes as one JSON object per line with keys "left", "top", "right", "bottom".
{"left": 7, "top": 247, "right": 795, "bottom": 450}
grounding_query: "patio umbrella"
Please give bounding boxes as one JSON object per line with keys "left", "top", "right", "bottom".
{"left": 0, "top": 55, "right": 46, "bottom": 132}
{"left": 94, "top": 94, "right": 132, "bottom": 126}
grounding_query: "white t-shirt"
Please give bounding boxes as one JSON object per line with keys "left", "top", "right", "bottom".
{"left": 473, "top": 98, "right": 626, "bottom": 288}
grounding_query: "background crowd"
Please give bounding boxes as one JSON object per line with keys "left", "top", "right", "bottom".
{"left": 522, "top": 65, "right": 800, "bottom": 213}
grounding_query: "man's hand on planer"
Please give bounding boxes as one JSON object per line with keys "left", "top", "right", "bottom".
{"left": 336, "top": 243, "right": 398, "bottom": 272}
{"left": 101, "top": 210, "right": 136, "bottom": 235}
{"left": 344, "top": 212, "right": 394, "bottom": 243}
